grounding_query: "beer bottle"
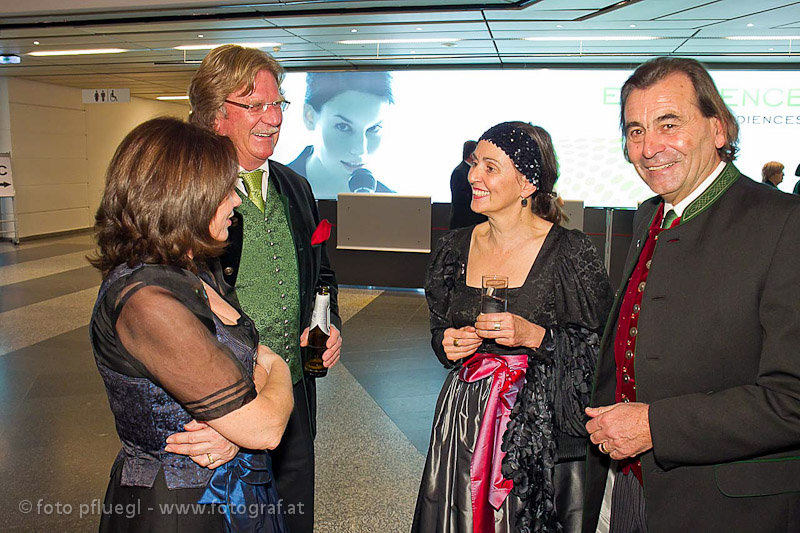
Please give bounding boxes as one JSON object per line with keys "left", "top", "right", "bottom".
{"left": 303, "top": 286, "right": 330, "bottom": 377}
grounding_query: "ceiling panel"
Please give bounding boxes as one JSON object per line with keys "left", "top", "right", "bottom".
{"left": 659, "top": 0, "right": 799, "bottom": 21}
{"left": 1, "top": 0, "right": 798, "bottom": 100}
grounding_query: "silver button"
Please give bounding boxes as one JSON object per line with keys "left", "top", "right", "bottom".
{"left": 629, "top": 327, "right": 638, "bottom": 337}
{"left": 625, "top": 350, "right": 633, "bottom": 360}
{"left": 284, "top": 332, "right": 289, "bottom": 338}
{"left": 282, "top": 306, "right": 287, "bottom": 311}
{"left": 275, "top": 267, "right": 280, "bottom": 273}
{"left": 285, "top": 345, "right": 290, "bottom": 350}
{"left": 273, "top": 255, "right": 278, "bottom": 260}
{"left": 267, "top": 229, "right": 272, "bottom": 234}
{"left": 622, "top": 397, "right": 630, "bottom": 403}
{"left": 281, "top": 293, "right": 286, "bottom": 298}
{"left": 284, "top": 319, "right": 289, "bottom": 325}
{"left": 270, "top": 242, "right": 275, "bottom": 246}
{"left": 622, "top": 373, "right": 631, "bottom": 383}
{"left": 223, "top": 266, "right": 234, "bottom": 275}
{"left": 633, "top": 304, "right": 640, "bottom": 314}
{"left": 278, "top": 280, "right": 283, "bottom": 285}
{"left": 284, "top": 356, "right": 290, "bottom": 362}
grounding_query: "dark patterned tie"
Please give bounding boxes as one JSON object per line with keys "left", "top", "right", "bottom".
{"left": 239, "top": 170, "right": 265, "bottom": 212}
{"left": 661, "top": 208, "right": 678, "bottom": 229}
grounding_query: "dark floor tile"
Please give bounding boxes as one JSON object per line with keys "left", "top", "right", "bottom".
{"left": 2, "top": 400, "right": 115, "bottom": 448}
{"left": 0, "top": 432, "right": 118, "bottom": 523}
{"left": 6, "top": 516, "right": 100, "bottom": 532}
{"left": 343, "top": 354, "right": 444, "bottom": 375}
{"left": 0, "top": 243, "right": 95, "bottom": 267}
{"left": 0, "top": 327, "right": 95, "bottom": 376}
{"left": 25, "top": 370, "right": 106, "bottom": 399}
{"left": 356, "top": 370, "right": 448, "bottom": 401}
{"left": 0, "top": 368, "right": 37, "bottom": 416}
{"left": 0, "top": 266, "right": 101, "bottom": 312}
{"left": 392, "top": 416, "right": 436, "bottom": 456}
{"left": 377, "top": 394, "right": 441, "bottom": 418}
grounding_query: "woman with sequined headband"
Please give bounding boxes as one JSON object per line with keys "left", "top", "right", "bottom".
{"left": 412, "top": 121, "right": 613, "bottom": 532}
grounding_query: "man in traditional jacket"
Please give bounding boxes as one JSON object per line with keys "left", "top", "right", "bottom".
{"left": 583, "top": 57, "right": 800, "bottom": 533}
{"left": 176, "top": 44, "right": 342, "bottom": 532}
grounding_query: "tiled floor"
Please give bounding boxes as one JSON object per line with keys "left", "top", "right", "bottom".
{"left": 0, "top": 233, "right": 449, "bottom": 532}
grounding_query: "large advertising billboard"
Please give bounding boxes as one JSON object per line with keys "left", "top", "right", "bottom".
{"left": 271, "top": 69, "right": 800, "bottom": 206}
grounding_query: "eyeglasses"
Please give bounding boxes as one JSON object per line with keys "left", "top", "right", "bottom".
{"left": 224, "top": 99, "right": 290, "bottom": 115}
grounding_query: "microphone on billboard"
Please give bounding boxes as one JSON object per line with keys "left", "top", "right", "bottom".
{"left": 348, "top": 168, "right": 378, "bottom": 193}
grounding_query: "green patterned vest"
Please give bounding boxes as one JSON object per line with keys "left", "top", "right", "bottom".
{"left": 234, "top": 180, "right": 303, "bottom": 384}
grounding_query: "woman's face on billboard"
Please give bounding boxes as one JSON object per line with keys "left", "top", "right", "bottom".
{"left": 304, "top": 90, "right": 389, "bottom": 182}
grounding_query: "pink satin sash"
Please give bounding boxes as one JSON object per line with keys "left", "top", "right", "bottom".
{"left": 458, "top": 352, "right": 528, "bottom": 532}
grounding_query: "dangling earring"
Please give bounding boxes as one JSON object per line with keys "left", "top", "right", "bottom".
{"left": 521, "top": 197, "right": 528, "bottom": 207}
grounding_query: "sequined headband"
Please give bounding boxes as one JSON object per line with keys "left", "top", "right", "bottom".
{"left": 478, "top": 122, "right": 542, "bottom": 188}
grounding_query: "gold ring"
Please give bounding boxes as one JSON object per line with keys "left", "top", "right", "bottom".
{"left": 453, "top": 338, "right": 460, "bottom": 347}
{"left": 207, "top": 453, "right": 215, "bottom": 465}
{"left": 599, "top": 442, "right": 609, "bottom": 454}
{"left": 494, "top": 322, "right": 501, "bottom": 331}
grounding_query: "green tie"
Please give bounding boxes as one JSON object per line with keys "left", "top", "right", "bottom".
{"left": 662, "top": 208, "right": 678, "bottom": 229}
{"left": 239, "top": 170, "right": 265, "bottom": 212}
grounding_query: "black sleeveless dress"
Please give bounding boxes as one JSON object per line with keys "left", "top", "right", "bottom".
{"left": 90, "top": 262, "right": 287, "bottom": 532}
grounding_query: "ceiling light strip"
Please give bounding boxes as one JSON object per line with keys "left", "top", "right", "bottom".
{"left": 29, "top": 48, "right": 128, "bottom": 56}
{"left": 524, "top": 36, "right": 659, "bottom": 42}
{"left": 175, "top": 42, "right": 282, "bottom": 50}
{"left": 337, "top": 38, "right": 461, "bottom": 45}
{"left": 726, "top": 36, "right": 800, "bottom": 41}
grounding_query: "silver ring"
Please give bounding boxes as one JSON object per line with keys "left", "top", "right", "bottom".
{"left": 493, "top": 322, "right": 501, "bottom": 331}
{"left": 207, "top": 453, "right": 215, "bottom": 465}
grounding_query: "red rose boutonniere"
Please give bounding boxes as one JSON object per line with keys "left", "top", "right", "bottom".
{"left": 310, "top": 219, "right": 332, "bottom": 246}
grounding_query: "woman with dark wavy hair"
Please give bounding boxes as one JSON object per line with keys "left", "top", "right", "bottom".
{"left": 89, "top": 117, "right": 292, "bottom": 532}
{"left": 412, "top": 122, "right": 613, "bottom": 532}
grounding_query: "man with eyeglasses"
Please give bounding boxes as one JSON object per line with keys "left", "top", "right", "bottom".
{"left": 173, "top": 44, "right": 342, "bottom": 532}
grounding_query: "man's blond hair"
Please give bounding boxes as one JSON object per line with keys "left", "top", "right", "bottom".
{"left": 188, "top": 44, "right": 284, "bottom": 131}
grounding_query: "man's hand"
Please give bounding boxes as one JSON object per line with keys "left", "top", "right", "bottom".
{"left": 165, "top": 420, "right": 239, "bottom": 469}
{"left": 300, "top": 324, "right": 342, "bottom": 369}
{"left": 585, "top": 402, "right": 653, "bottom": 460}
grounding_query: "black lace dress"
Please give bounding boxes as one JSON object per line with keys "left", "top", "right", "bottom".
{"left": 412, "top": 224, "right": 613, "bottom": 533}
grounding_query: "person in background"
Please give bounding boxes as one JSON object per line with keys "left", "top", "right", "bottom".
{"left": 413, "top": 121, "right": 613, "bottom": 532}
{"left": 185, "top": 44, "right": 342, "bottom": 532}
{"left": 89, "top": 117, "right": 293, "bottom": 532}
{"left": 793, "top": 164, "right": 800, "bottom": 195}
{"left": 289, "top": 71, "right": 394, "bottom": 198}
{"left": 761, "top": 160, "right": 784, "bottom": 189}
{"left": 583, "top": 57, "right": 800, "bottom": 533}
{"left": 449, "top": 139, "right": 488, "bottom": 229}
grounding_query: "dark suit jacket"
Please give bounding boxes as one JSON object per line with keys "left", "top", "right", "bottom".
{"left": 219, "top": 160, "right": 341, "bottom": 355}
{"left": 583, "top": 164, "right": 800, "bottom": 533}
{"left": 448, "top": 160, "right": 487, "bottom": 229}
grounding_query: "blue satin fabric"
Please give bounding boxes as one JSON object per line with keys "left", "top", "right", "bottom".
{"left": 198, "top": 451, "right": 287, "bottom": 533}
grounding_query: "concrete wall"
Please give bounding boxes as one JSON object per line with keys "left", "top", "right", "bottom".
{"left": 3, "top": 78, "right": 187, "bottom": 239}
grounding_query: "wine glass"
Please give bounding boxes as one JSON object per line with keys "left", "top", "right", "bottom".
{"left": 480, "top": 275, "right": 508, "bottom": 314}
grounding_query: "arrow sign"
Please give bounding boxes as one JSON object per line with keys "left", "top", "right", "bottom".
{"left": 0, "top": 156, "right": 15, "bottom": 197}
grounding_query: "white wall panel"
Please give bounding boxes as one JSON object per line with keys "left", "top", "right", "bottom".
{"left": 18, "top": 208, "right": 91, "bottom": 238}
{"left": 14, "top": 183, "right": 89, "bottom": 214}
